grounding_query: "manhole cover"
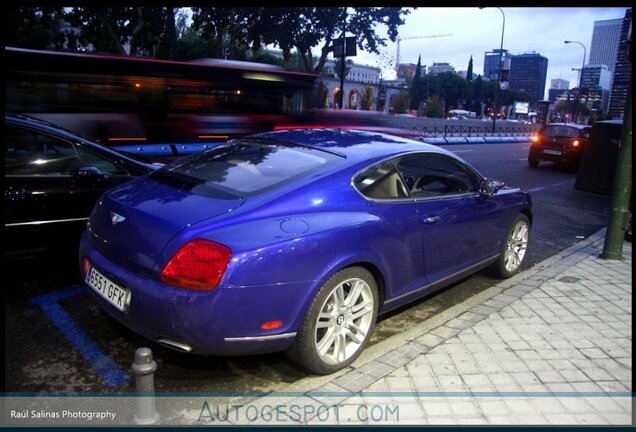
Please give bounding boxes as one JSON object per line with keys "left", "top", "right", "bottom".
{"left": 558, "top": 276, "right": 581, "bottom": 284}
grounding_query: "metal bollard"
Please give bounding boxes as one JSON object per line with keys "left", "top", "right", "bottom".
{"left": 132, "top": 347, "right": 160, "bottom": 425}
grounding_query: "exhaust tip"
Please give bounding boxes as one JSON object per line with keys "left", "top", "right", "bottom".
{"left": 157, "top": 338, "right": 193, "bottom": 353}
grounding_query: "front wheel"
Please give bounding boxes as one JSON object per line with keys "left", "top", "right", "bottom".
{"left": 287, "top": 267, "right": 378, "bottom": 375}
{"left": 489, "top": 214, "right": 531, "bottom": 278}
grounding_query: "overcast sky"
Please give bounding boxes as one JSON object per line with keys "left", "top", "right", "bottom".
{"left": 348, "top": 7, "right": 629, "bottom": 99}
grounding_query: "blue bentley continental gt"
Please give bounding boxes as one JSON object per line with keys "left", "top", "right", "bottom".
{"left": 80, "top": 129, "right": 532, "bottom": 374}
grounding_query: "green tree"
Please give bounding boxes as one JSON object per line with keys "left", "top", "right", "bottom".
{"left": 6, "top": 7, "right": 66, "bottom": 50}
{"left": 64, "top": 7, "right": 176, "bottom": 57}
{"left": 421, "top": 71, "right": 471, "bottom": 111}
{"left": 424, "top": 95, "right": 444, "bottom": 118}
{"left": 174, "top": 27, "right": 215, "bottom": 61}
{"left": 409, "top": 55, "right": 424, "bottom": 110}
{"left": 257, "top": 8, "right": 409, "bottom": 74}
{"left": 361, "top": 86, "right": 375, "bottom": 110}
{"left": 191, "top": 8, "right": 265, "bottom": 60}
{"left": 466, "top": 55, "right": 473, "bottom": 82}
{"left": 391, "top": 89, "right": 410, "bottom": 114}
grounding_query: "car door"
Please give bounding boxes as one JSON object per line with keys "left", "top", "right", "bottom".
{"left": 352, "top": 159, "right": 428, "bottom": 299}
{"left": 394, "top": 153, "right": 502, "bottom": 283}
{"left": 4, "top": 125, "right": 135, "bottom": 258}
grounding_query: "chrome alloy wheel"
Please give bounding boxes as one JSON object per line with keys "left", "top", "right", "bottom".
{"left": 314, "top": 278, "right": 375, "bottom": 366}
{"left": 504, "top": 219, "right": 529, "bottom": 273}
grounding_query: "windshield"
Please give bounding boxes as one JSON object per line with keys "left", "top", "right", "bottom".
{"left": 541, "top": 125, "right": 581, "bottom": 138}
{"left": 150, "top": 139, "right": 343, "bottom": 198}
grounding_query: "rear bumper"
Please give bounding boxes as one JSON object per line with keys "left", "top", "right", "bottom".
{"left": 79, "top": 232, "right": 310, "bottom": 356}
{"left": 530, "top": 145, "right": 583, "bottom": 163}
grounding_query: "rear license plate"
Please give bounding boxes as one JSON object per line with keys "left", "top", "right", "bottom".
{"left": 86, "top": 263, "right": 130, "bottom": 313}
{"left": 543, "top": 149, "right": 562, "bottom": 155}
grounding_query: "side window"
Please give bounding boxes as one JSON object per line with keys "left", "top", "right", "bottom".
{"left": 76, "top": 146, "right": 127, "bottom": 176}
{"left": 353, "top": 160, "right": 408, "bottom": 199}
{"left": 396, "top": 154, "right": 478, "bottom": 198}
{"left": 5, "top": 126, "right": 82, "bottom": 176}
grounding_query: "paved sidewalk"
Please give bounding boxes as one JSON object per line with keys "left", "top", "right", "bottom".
{"left": 172, "top": 229, "right": 632, "bottom": 426}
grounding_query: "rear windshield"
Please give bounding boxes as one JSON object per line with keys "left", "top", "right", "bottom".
{"left": 541, "top": 125, "right": 582, "bottom": 138}
{"left": 150, "top": 139, "right": 342, "bottom": 197}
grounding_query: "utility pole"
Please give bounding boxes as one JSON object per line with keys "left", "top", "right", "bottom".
{"left": 602, "top": 19, "right": 631, "bottom": 259}
{"left": 565, "top": 40, "right": 587, "bottom": 124}
{"left": 340, "top": 31, "right": 345, "bottom": 109}
{"left": 480, "top": 7, "right": 506, "bottom": 133}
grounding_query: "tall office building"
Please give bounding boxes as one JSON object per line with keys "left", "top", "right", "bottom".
{"left": 483, "top": 49, "right": 512, "bottom": 81}
{"left": 550, "top": 78, "right": 570, "bottom": 90}
{"left": 579, "top": 65, "right": 612, "bottom": 114}
{"left": 589, "top": 18, "right": 622, "bottom": 73}
{"left": 580, "top": 65, "right": 612, "bottom": 90}
{"left": 548, "top": 88, "right": 568, "bottom": 103}
{"left": 608, "top": 8, "right": 632, "bottom": 119}
{"left": 509, "top": 52, "right": 548, "bottom": 104}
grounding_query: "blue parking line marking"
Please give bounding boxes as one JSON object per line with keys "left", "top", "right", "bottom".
{"left": 31, "top": 286, "right": 130, "bottom": 388}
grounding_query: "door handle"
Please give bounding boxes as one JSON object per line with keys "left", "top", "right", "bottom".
{"left": 422, "top": 216, "right": 441, "bottom": 224}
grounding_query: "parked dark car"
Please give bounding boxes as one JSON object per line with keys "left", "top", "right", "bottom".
{"left": 4, "top": 114, "right": 157, "bottom": 260}
{"left": 80, "top": 128, "right": 532, "bottom": 374}
{"left": 528, "top": 123, "right": 591, "bottom": 168}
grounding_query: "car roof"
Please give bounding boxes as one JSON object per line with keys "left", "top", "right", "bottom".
{"left": 6, "top": 113, "right": 96, "bottom": 141}
{"left": 543, "top": 123, "right": 590, "bottom": 129}
{"left": 252, "top": 128, "right": 455, "bottom": 165}
{"left": 5, "top": 113, "right": 156, "bottom": 170}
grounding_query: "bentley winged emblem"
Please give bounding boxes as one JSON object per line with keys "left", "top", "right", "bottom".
{"left": 110, "top": 212, "right": 126, "bottom": 225}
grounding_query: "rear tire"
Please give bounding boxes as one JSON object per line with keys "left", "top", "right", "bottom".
{"left": 528, "top": 153, "right": 540, "bottom": 167}
{"left": 287, "top": 267, "right": 378, "bottom": 375}
{"left": 489, "top": 214, "right": 531, "bottom": 278}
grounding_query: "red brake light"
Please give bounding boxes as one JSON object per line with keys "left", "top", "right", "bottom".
{"left": 82, "top": 258, "right": 90, "bottom": 277}
{"left": 161, "top": 239, "right": 232, "bottom": 291}
{"left": 572, "top": 139, "right": 580, "bottom": 147}
{"left": 532, "top": 134, "right": 540, "bottom": 143}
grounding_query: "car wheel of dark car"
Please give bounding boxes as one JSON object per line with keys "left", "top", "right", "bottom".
{"left": 528, "top": 153, "right": 540, "bottom": 168}
{"left": 288, "top": 266, "right": 379, "bottom": 375}
{"left": 489, "top": 214, "right": 531, "bottom": 278}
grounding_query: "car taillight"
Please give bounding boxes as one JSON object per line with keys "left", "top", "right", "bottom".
{"left": 161, "top": 239, "right": 232, "bottom": 291}
{"left": 532, "top": 134, "right": 540, "bottom": 144}
{"left": 572, "top": 139, "right": 580, "bottom": 147}
{"left": 82, "top": 257, "right": 90, "bottom": 277}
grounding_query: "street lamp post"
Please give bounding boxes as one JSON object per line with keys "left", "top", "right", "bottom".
{"left": 564, "top": 40, "right": 587, "bottom": 124}
{"left": 480, "top": 7, "right": 506, "bottom": 132}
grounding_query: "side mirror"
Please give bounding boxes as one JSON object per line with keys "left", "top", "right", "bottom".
{"left": 479, "top": 179, "right": 495, "bottom": 196}
{"left": 73, "top": 166, "right": 105, "bottom": 184}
